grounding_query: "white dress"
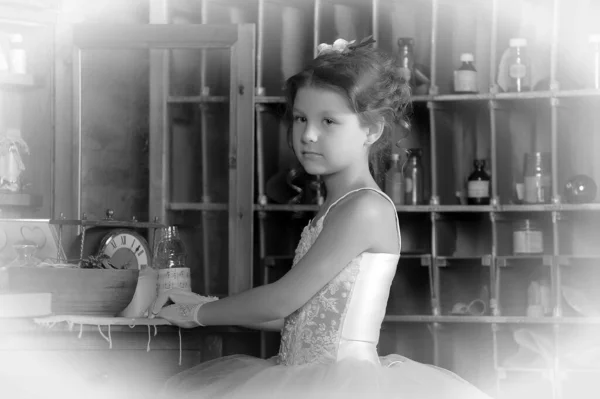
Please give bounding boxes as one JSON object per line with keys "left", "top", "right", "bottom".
{"left": 162, "top": 188, "right": 493, "bottom": 399}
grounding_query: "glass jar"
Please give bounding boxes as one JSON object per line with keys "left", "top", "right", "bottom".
{"left": 153, "top": 226, "right": 186, "bottom": 269}
{"left": 513, "top": 219, "right": 543, "bottom": 255}
{"left": 523, "top": 152, "right": 551, "bottom": 204}
{"left": 506, "top": 38, "right": 531, "bottom": 92}
{"left": 404, "top": 148, "right": 424, "bottom": 205}
{"left": 6, "top": 242, "right": 39, "bottom": 267}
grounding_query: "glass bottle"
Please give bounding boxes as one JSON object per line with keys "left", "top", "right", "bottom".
{"left": 404, "top": 148, "right": 424, "bottom": 205}
{"left": 467, "top": 159, "right": 490, "bottom": 205}
{"left": 454, "top": 53, "right": 478, "bottom": 93}
{"left": 396, "top": 38, "right": 415, "bottom": 88}
{"left": 153, "top": 226, "right": 187, "bottom": 269}
{"left": 506, "top": 38, "right": 531, "bottom": 92}
{"left": 385, "top": 153, "right": 404, "bottom": 205}
{"left": 523, "top": 152, "right": 551, "bottom": 204}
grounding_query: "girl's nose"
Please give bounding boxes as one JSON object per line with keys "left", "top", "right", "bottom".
{"left": 301, "top": 123, "right": 318, "bottom": 143}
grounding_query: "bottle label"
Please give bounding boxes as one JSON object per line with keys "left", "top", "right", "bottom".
{"left": 524, "top": 175, "right": 551, "bottom": 203}
{"left": 454, "top": 70, "right": 478, "bottom": 92}
{"left": 513, "top": 230, "right": 543, "bottom": 254}
{"left": 468, "top": 181, "right": 489, "bottom": 198}
{"left": 509, "top": 63, "right": 527, "bottom": 79}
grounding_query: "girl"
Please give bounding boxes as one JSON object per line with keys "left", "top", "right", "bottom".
{"left": 152, "top": 38, "right": 492, "bottom": 399}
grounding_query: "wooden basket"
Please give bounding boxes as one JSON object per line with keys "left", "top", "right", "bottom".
{"left": 0, "top": 267, "right": 139, "bottom": 316}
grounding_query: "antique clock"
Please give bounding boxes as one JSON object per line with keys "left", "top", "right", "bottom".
{"left": 97, "top": 228, "right": 151, "bottom": 270}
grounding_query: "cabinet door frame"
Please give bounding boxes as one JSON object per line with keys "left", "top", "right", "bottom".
{"left": 57, "top": 23, "right": 255, "bottom": 294}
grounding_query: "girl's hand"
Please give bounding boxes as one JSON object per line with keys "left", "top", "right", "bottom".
{"left": 149, "top": 288, "right": 218, "bottom": 328}
{"left": 155, "top": 303, "right": 201, "bottom": 328}
{"left": 149, "top": 288, "right": 204, "bottom": 318}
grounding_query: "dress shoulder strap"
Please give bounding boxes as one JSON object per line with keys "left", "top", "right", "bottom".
{"left": 321, "top": 187, "right": 401, "bottom": 254}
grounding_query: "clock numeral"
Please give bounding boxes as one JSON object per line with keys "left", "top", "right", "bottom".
{"left": 120, "top": 235, "right": 127, "bottom": 245}
{"left": 110, "top": 240, "right": 117, "bottom": 249}
{"left": 136, "top": 248, "right": 145, "bottom": 257}
{"left": 131, "top": 239, "right": 137, "bottom": 248}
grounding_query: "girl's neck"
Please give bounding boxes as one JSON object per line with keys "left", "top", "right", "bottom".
{"left": 320, "top": 164, "right": 377, "bottom": 208}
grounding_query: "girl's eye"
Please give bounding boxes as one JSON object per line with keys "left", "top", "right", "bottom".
{"left": 293, "top": 115, "right": 306, "bottom": 123}
{"left": 324, "top": 118, "right": 335, "bottom": 125}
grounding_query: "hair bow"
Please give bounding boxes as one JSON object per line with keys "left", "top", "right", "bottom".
{"left": 316, "top": 35, "right": 376, "bottom": 57}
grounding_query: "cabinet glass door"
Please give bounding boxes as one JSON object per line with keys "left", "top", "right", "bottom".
{"left": 72, "top": 24, "right": 255, "bottom": 295}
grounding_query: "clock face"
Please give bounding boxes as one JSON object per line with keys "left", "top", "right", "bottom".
{"left": 99, "top": 230, "right": 151, "bottom": 270}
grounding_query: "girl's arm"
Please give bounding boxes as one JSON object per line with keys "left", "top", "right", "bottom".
{"left": 241, "top": 319, "right": 284, "bottom": 331}
{"left": 195, "top": 192, "right": 393, "bottom": 326}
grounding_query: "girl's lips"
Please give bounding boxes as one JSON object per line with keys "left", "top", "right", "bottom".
{"left": 302, "top": 151, "right": 322, "bottom": 156}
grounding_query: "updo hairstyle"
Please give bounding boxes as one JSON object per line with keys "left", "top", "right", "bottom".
{"left": 283, "top": 45, "right": 412, "bottom": 173}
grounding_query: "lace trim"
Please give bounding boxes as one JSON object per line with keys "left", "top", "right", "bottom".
{"left": 278, "top": 217, "right": 361, "bottom": 366}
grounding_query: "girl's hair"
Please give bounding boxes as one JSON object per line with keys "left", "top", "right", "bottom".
{"left": 283, "top": 45, "right": 412, "bottom": 176}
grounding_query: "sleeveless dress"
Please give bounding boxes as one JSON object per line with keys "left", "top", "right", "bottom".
{"left": 162, "top": 188, "right": 493, "bottom": 399}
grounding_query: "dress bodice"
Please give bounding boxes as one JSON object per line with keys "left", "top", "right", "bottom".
{"left": 278, "top": 188, "right": 401, "bottom": 366}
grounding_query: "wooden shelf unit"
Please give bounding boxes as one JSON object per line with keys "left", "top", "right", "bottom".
{"left": 150, "top": 1, "right": 600, "bottom": 397}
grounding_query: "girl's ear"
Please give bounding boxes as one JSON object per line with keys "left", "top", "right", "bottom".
{"left": 365, "top": 121, "right": 385, "bottom": 146}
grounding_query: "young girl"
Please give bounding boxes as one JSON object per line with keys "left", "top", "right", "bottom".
{"left": 151, "top": 38, "right": 492, "bottom": 399}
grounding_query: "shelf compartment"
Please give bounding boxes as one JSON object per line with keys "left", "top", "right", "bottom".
{"left": 494, "top": 0, "right": 554, "bottom": 94}
{"left": 168, "top": 101, "right": 230, "bottom": 205}
{"left": 495, "top": 212, "right": 554, "bottom": 257}
{"left": 259, "top": 0, "right": 312, "bottom": 96}
{"left": 557, "top": 213, "right": 600, "bottom": 257}
{"left": 495, "top": 324, "right": 555, "bottom": 372}
{"left": 556, "top": 96, "right": 599, "bottom": 217}
{"left": 432, "top": 101, "right": 491, "bottom": 206}
{"left": 398, "top": 212, "right": 431, "bottom": 255}
{"left": 387, "top": 257, "right": 432, "bottom": 316}
{"left": 317, "top": 0, "right": 373, "bottom": 53}
{"left": 497, "top": 257, "right": 552, "bottom": 317}
{"left": 559, "top": 263, "right": 600, "bottom": 318}
{"left": 376, "top": 0, "right": 432, "bottom": 95}
{"left": 433, "top": 0, "right": 493, "bottom": 96}
{"left": 492, "top": 99, "right": 554, "bottom": 205}
{"left": 436, "top": 214, "right": 492, "bottom": 258}
{"left": 438, "top": 257, "right": 491, "bottom": 317}
{"left": 555, "top": 0, "right": 600, "bottom": 91}
{"left": 168, "top": 47, "right": 231, "bottom": 97}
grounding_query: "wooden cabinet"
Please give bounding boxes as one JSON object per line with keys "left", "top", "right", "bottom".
{"left": 150, "top": 1, "right": 600, "bottom": 398}
{"left": 0, "top": 1, "right": 55, "bottom": 218}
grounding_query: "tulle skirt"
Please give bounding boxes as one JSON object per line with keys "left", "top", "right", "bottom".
{"left": 161, "top": 354, "right": 493, "bottom": 399}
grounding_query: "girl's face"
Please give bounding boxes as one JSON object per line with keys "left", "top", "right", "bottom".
{"left": 291, "top": 86, "right": 369, "bottom": 176}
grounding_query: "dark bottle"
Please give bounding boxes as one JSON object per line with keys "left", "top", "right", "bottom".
{"left": 404, "top": 148, "right": 424, "bottom": 205}
{"left": 396, "top": 38, "right": 415, "bottom": 88}
{"left": 467, "top": 159, "right": 491, "bottom": 205}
